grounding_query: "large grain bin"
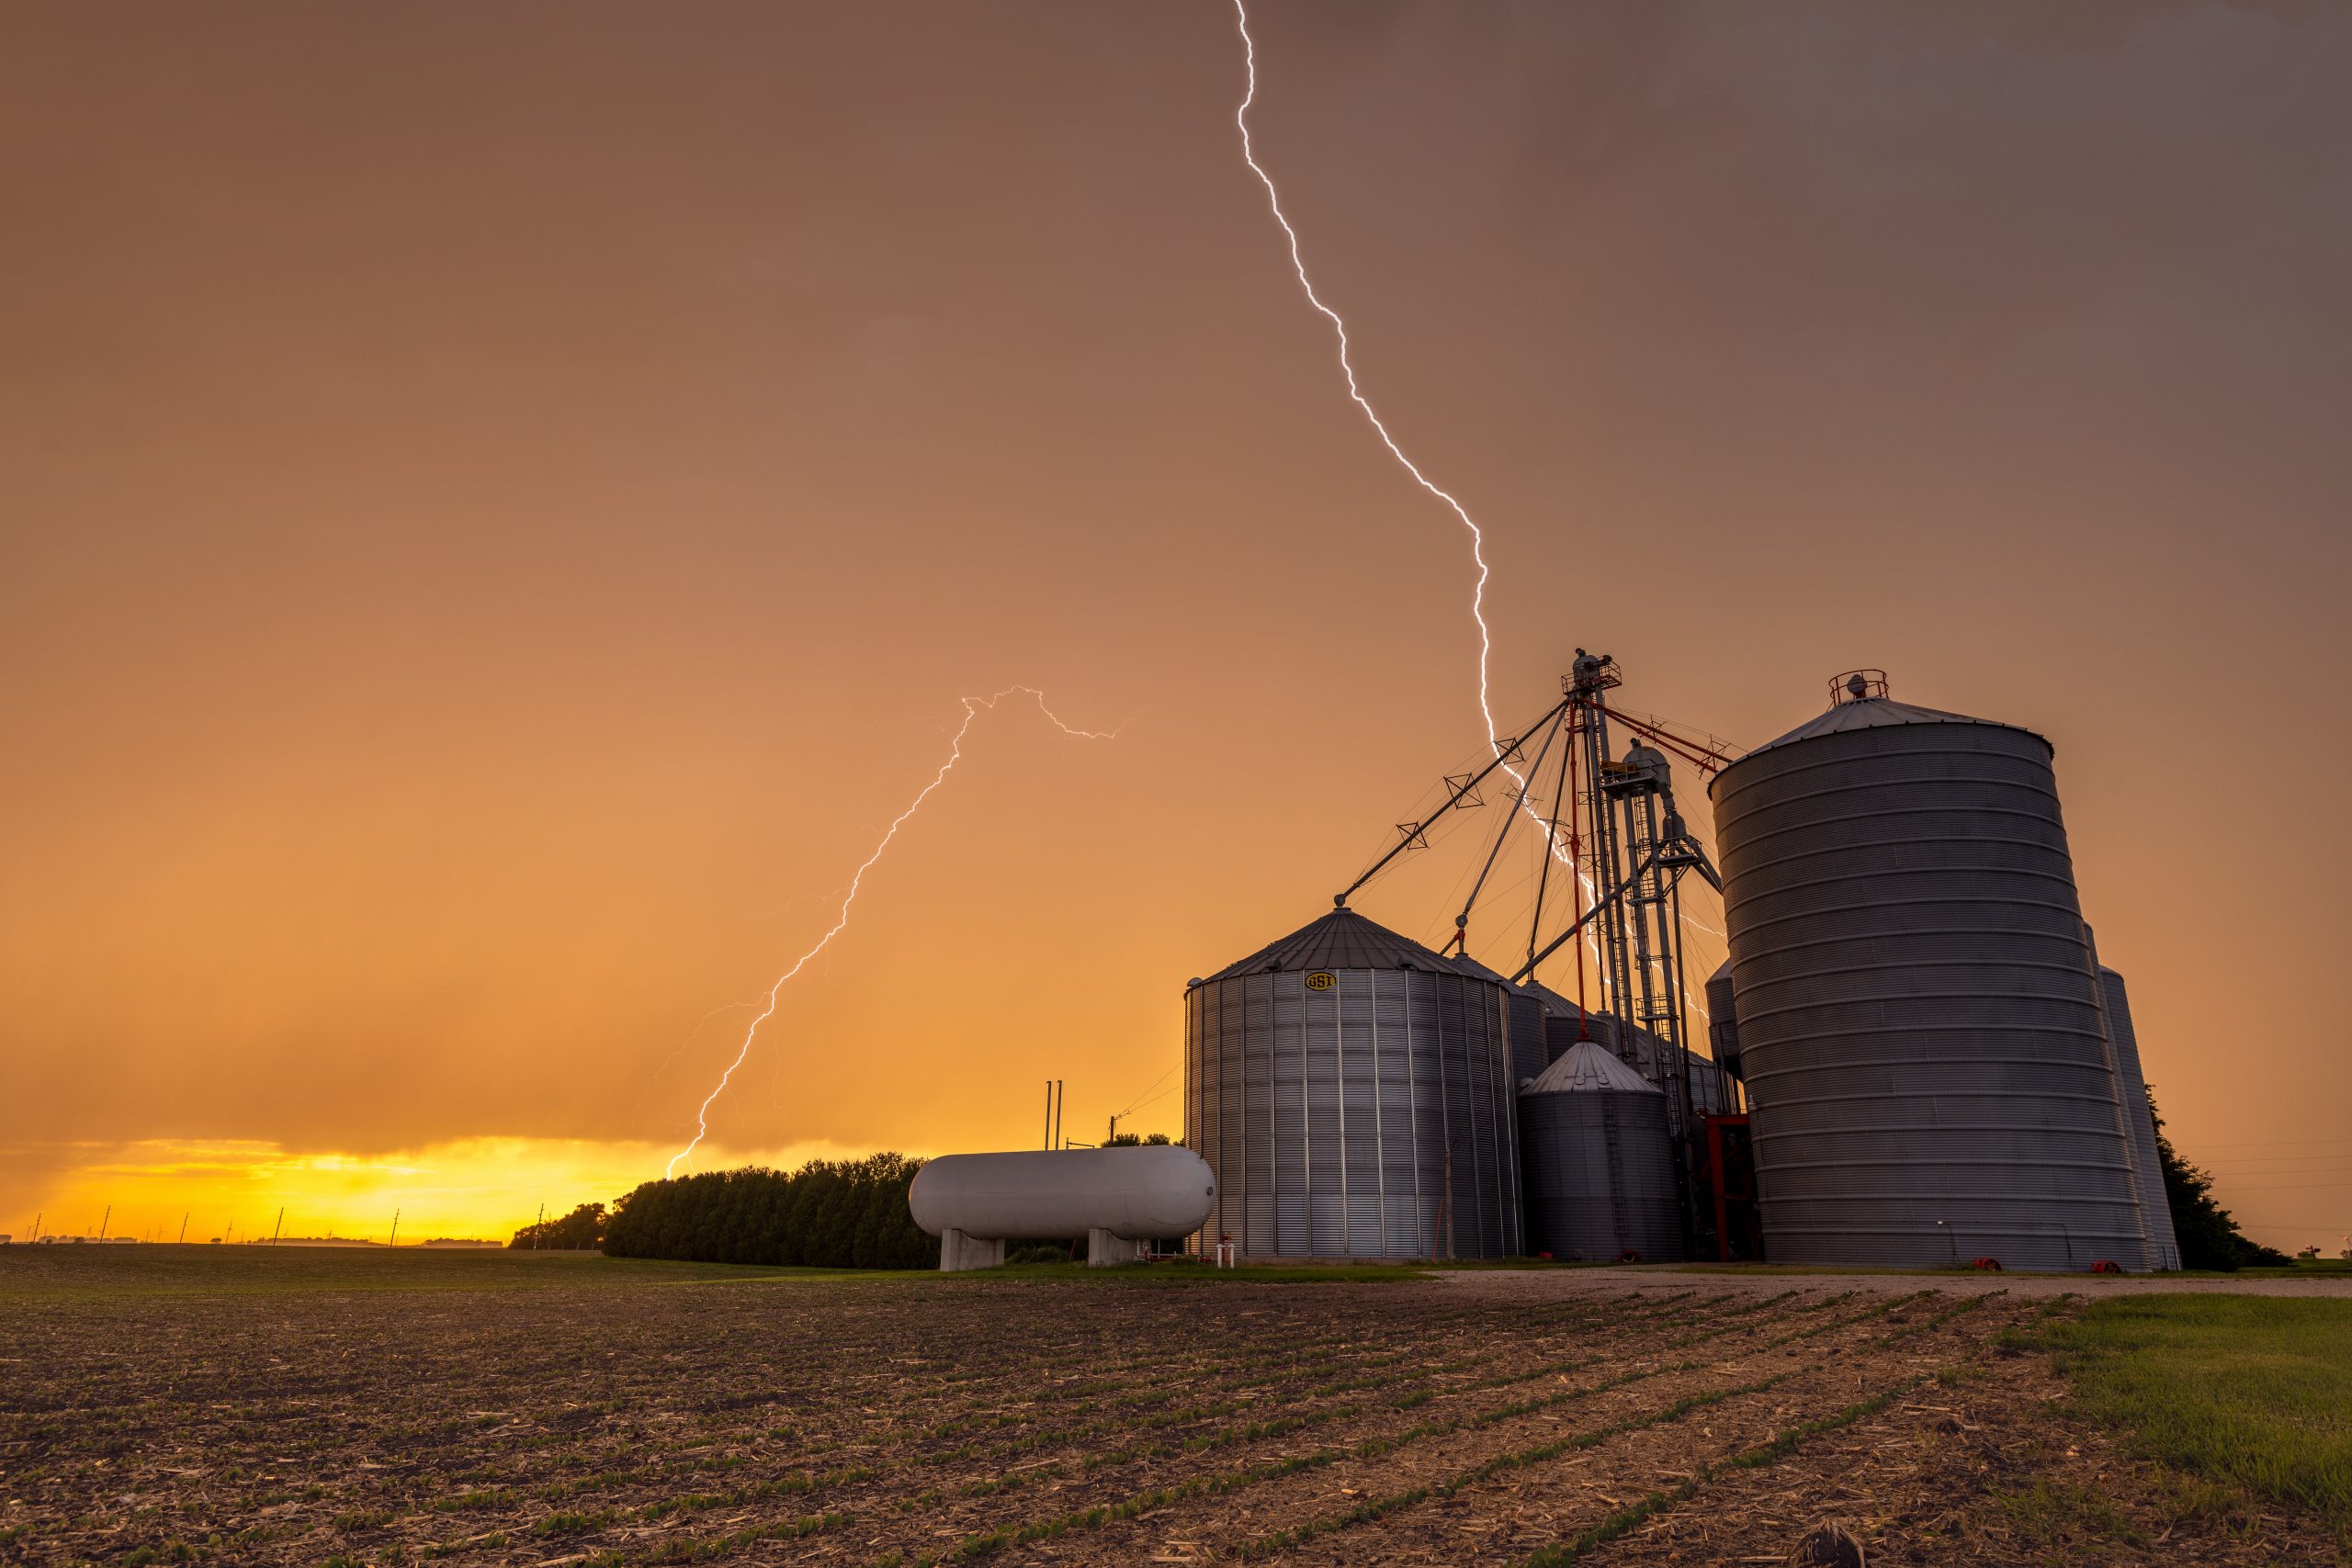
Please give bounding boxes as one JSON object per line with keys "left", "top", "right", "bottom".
{"left": 1183, "top": 908, "right": 1521, "bottom": 1258}
{"left": 1519, "top": 1042, "right": 1683, "bottom": 1262}
{"left": 1708, "top": 681, "right": 2152, "bottom": 1271}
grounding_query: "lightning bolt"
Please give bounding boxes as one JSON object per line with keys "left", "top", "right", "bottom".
{"left": 1231, "top": 1, "right": 1605, "bottom": 980}
{"left": 665, "top": 686, "right": 1121, "bottom": 1178}
{"left": 1230, "top": 1, "right": 1509, "bottom": 754}
{"left": 1233, "top": 5, "right": 1746, "bottom": 1035}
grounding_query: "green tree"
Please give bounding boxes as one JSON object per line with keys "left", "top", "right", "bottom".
{"left": 598, "top": 1154, "right": 938, "bottom": 1269}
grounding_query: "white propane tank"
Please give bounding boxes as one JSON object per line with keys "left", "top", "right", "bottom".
{"left": 908, "top": 1145, "right": 1216, "bottom": 1242}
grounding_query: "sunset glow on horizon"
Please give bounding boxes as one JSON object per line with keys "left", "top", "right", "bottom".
{"left": 11, "top": 1136, "right": 890, "bottom": 1246}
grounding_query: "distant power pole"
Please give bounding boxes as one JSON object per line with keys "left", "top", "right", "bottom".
{"left": 98, "top": 1205, "right": 110, "bottom": 1243}
{"left": 389, "top": 1209, "right": 400, "bottom": 1248}
{"left": 270, "top": 1208, "right": 284, "bottom": 1247}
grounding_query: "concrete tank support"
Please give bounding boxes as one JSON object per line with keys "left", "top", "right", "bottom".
{"left": 1087, "top": 1228, "right": 1146, "bottom": 1268}
{"left": 939, "top": 1229, "right": 1004, "bottom": 1272}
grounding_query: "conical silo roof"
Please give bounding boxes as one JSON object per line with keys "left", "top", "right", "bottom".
{"left": 1740, "top": 695, "right": 2047, "bottom": 760}
{"left": 1449, "top": 951, "right": 1511, "bottom": 984}
{"left": 1523, "top": 1041, "right": 1661, "bottom": 1097}
{"left": 1202, "top": 908, "right": 1457, "bottom": 983}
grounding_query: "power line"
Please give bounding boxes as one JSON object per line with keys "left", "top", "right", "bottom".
{"left": 1115, "top": 1064, "right": 1179, "bottom": 1120}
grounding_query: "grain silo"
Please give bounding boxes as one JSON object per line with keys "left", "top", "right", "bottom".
{"left": 1512, "top": 976, "right": 1589, "bottom": 1065}
{"left": 1707, "top": 673, "right": 2153, "bottom": 1271}
{"left": 1457, "top": 954, "right": 1551, "bottom": 1090}
{"left": 2093, "top": 962, "right": 2182, "bottom": 1271}
{"left": 1704, "top": 962, "right": 1741, "bottom": 1081}
{"left": 1519, "top": 1042, "right": 1683, "bottom": 1262}
{"left": 1183, "top": 908, "right": 1521, "bottom": 1258}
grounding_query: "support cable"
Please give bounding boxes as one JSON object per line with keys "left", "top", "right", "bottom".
{"left": 1451, "top": 706, "right": 1566, "bottom": 950}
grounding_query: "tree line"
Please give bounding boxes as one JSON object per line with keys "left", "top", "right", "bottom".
{"left": 587, "top": 1153, "right": 936, "bottom": 1269}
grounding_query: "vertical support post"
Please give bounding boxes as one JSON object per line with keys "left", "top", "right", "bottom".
{"left": 1528, "top": 704, "right": 1578, "bottom": 985}
{"left": 98, "top": 1205, "right": 110, "bottom": 1243}
{"left": 270, "top": 1208, "right": 283, "bottom": 1247}
{"left": 177, "top": 1213, "right": 187, "bottom": 1245}
{"left": 390, "top": 1209, "right": 400, "bottom": 1248}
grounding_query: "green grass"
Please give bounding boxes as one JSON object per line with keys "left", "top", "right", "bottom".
{"left": 2230, "top": 1258, "right": 2352, "bottom": 1279}
{"left": 2036, "top": 1294, "right": 2352, "bottom": 1523}
{"left": 1669, "top": 1258, "right": 2352, "bottom": 1280}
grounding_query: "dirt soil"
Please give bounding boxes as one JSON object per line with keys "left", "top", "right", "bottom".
{"left": 0, "top": 1256, "right": 2341, "bottom": 1566}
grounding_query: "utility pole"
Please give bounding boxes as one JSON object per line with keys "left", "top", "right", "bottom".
{"left": 1043, "top": 1080, "right": 1052, "bottom": 1149}
{"left": 270, "top": 1208, "right": 283, "bottom": 1247}
{"left": 98, "top": 1205, "right": 110, "bottom": 1243}
{"left": 389, "top": 1209, "right": 400, "bottom": 1248}
{"left": 1054, "top": 1080, "right": 1064, "bottom": 1150}
{"left": 1107, "top": 1113, "right": 1119, "bottom": 1145}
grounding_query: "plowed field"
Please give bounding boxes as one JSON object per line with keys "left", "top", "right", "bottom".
{"left": 0, "top": 1250, "right": 2338, "bottom": 1565}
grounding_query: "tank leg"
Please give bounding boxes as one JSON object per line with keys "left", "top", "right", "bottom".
{"left": 1086, "top": 1228, "right": 1137, "bottom": 1268}
{"left": 940, "top": 1229, "right": 1004, "bottom": 1271}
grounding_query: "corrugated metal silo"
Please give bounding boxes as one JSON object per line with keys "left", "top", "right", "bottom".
{"left": 1183, "top": 909, "right": 1522, "bottom": 1259}
{"left": 1506, "top": 988, "right": 1552, "bottom": 1088}
{"left": 1519, "top": 1043, "right": 1683, "bottom": 1261}
{"left": 1521, "top": 977, "right": 1600, "bottom": 1065}
{"left": 2096, "top": 964, "right": 2180, "bottom": 1270}
{"left": 1457, "top": 954, "right": 1551, "bottom": 1090}
{"left": 1708, "top": 682, "right": 2151, "bottom": 1271}
{"left": 1705, "top": 961, "right": 1742, "bottom": 1081}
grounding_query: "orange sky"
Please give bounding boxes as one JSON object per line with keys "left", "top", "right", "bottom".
{"left": 6, "top": 3, "right": 2348, "bottom": 1249}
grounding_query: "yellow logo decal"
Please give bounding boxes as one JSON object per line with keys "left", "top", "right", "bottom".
{"left": 1305, "top": 972, "right": 1337, "bottom": 991}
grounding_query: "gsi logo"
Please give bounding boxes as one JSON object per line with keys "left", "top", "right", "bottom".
{"left": 1305, "top": 972, "right": 1337, "bottom": 991}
